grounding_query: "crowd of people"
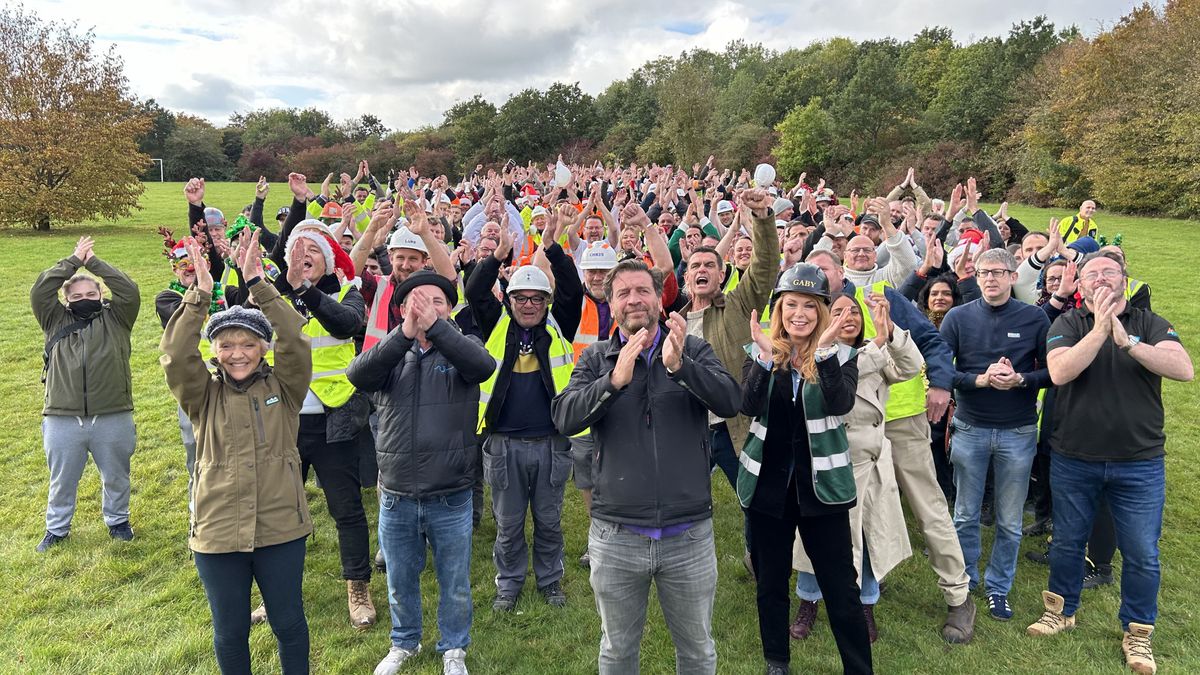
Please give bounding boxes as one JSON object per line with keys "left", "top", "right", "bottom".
{"left": 31, "top": 157, "right": 1192, "bottom": 675}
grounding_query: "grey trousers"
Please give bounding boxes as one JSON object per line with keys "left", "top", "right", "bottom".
{"left": 43, "top": 412, "right": 136, "bottom": 536}
{"left": 177, "top": 405, "right": 196, "bottom": 514}
{"left": 482, "top": 433, "right": 571, "bottom": 596}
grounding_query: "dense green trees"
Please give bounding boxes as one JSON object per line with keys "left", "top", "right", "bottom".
{"left": 135, "top": 2, "right": 1196, "bottom": 215}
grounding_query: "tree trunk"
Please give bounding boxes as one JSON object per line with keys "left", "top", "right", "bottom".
{"left": 33, "top": 215, "right": 50, "bottom": 231}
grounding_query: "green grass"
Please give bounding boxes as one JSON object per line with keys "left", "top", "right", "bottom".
{"left": 0, "top": 183, "right": 1196, "bottom": 673}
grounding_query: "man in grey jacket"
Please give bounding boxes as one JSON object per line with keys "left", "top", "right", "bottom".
{"left": 346, "top": 271, "right": 495, "bottom": 675}
{"left": 31, "top": 236, "right": 140, "bottom": 552}
{"left": 552, "top": 259, "right": 741, "bottom": 675}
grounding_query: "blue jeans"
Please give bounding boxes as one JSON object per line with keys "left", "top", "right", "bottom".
{"left": 378, "top": 488, "right": 473, "bottom": 653}
{"left": 589, "top": 517, "right": 718, "bottom": 675}
{"left": 709, "top": 423, "right": 751, "bottom": 552}
{"left": 795, "top": 544, "right": 880, "bottom": 605}
{"left": 193, "top": 537, "right": 309, "bottom": 675}
{"left": 1048, "top": 453, "right": 1165, "bottom": 628}
{"left": 949, "top": 419, "right": 1037, "bottom": 595}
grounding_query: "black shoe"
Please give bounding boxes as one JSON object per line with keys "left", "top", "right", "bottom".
{"left": 374, "top": 549, "right": 387, "bottom": 572}
{"left": 980, "top": 503, "right": 995, "bottom": 527}
{"left": 1025, "top": 548, "right": 1050, "bottom": 565}
{"left": 1023, "top": 517, "right": 1053, "bottom": 537}
{"left": 108, "top": 522, "right": 134, "bottom": 541}
{"left": 765, "top": 660, "right": 789, "bottom": 675}
{"left": 579, "top": 547, "right": 590, "bottom": 569}
{"left": 540, "top": 581, "right": 566, "bottom": 607}
{"left": 36, "top": 531, "right": 67, "bottom": 552}
{"left": 1082, "top": 562, "right": 1114, "bottom": 590}
{"left": 492, "top": 593, "right": 517, "bottom": 612}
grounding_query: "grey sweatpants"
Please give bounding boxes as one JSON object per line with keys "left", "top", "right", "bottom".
{"left": 483, "top": 434, "right": 571, "bottom": 595}
{"left": 177, "top": 405, "right": 196, "bottom": 514}
{"left": 43, "top": 412, "right": 136, "bottom": 536}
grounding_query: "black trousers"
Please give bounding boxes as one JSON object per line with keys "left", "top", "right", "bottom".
{"left": 298, "top": 414, "right": 371, "bottom": 581}
{"left": 1088, "top": 497, "right": 1117, "bottom": 568}
{"left": 748, "top": 500, "right": 872, "bottom": 674}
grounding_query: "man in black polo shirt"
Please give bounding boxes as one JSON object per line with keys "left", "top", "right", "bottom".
{"left": 1027, "top": 251, "right": 1193, "bottom": 675}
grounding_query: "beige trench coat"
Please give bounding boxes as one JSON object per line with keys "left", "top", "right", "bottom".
{"left": 793, "top": 328, "right": 924, "bottom": 586}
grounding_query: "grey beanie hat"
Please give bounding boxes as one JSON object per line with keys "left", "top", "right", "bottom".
{"left": 205, "top": 305, "right": 273, "bottom": 342}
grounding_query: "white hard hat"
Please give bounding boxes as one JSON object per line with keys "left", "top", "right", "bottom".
{"left": 507, "top": 265, "right": 552, "bottom": 294}
{"left": 579, "top": 241, "right": 618, "bottom": 270}
{"left": 387, "top": 226, "right": 428, "bottom": 254}
{"left": 531, "top": 206, "right": 549, "bottom": 218}
{"left": 716, "top": 200, "right": 734, "bottom": 214}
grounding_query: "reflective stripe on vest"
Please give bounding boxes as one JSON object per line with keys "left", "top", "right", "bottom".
{"left": 477, "top": 313, "right": 575, "bottom": 433}
{"left": 363, "top": 274, "right": 395, "bottom": 352}
{"left": 725, "top": 265, "right": 742, "bottom": 293}
{"left": 353, "top": 195, "right": 376, "bottom": 232}
{"left": 1126, "top": 278, "right": 1143, "bottom": 301}
{"left": 855, "top": 281, "right": 927, "bottom": 422}
{"left": 573, "top": 295, "right": 616, "bottom": 362}
{"left": 303, "top": 284, "right": 357, "bottom": 408}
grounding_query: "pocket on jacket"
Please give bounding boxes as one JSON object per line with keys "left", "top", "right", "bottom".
{"left": 482, "top": 435, "right": 508, "bottom": 490}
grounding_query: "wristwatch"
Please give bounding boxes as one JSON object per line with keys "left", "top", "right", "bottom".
{"left": 1016, "top": 373, "right": 1027, "bottom": 388}
{"left": 1121, "top": 335, "right": 1142, "bottom": 352}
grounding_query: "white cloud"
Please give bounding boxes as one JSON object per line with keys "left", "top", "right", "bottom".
{"left": 35, "top": 0, "right": 1144, "bottom": 130}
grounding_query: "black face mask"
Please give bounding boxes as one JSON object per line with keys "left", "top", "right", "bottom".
{"left": 68, "top": 299, "right": 103, "bottom": 317}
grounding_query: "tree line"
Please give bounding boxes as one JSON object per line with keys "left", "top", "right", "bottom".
{"left": 3, "top": 2, "right": 1196, "bottom": 229}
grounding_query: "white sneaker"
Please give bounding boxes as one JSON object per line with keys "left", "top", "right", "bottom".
{"left": 443, "top": 648, "right": 468, "bottom": 675}
{"left": 374, "top": 644, "right": 421, "bottom": 675}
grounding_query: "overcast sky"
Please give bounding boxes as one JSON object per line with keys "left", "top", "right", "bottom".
{"left": 38, "top": 0, "right": 1148, "bottom": 132}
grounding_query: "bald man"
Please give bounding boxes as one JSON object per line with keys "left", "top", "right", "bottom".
{"left": 1057, "top": 200, "right": 1098, "bottom": 244}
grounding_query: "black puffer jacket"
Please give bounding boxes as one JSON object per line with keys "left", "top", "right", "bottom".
{"left": 346, "top": 318, "right": 495, "bottom": 496}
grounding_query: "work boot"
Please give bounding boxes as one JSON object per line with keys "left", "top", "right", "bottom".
{"left": 863, "top": 604, "right": 879, "bottom": 644}
{"left": 250, "top": 603, "right": 268, "bottom": 625}
{"left": 492, "top": 593, "right": 517, "bottom": 612}
{"left": 1122, "top": 623, "right": 1156, "bottom": 674}
{"left": 36, "top": 531, "right": 67, "bottom": 553}
{"left": 374, "top": 644, "right": 420, "bottom": 675}
{"left": 540, "top": 581, "right": 566, "bottom": 608}
{"left": 348, "top": 580, "right": 377, "bottom": 630}
{"left": 1026, "top": 591, "right": 1075, "bottom": 636}
{"left": 374, "top": 549, "right": 387, "bottom": 572}
{"left": 943, "top": 597, "right": 976, "bottom": 643}
{"left": 789, "top": 600, "right": 818, "bottom": 640}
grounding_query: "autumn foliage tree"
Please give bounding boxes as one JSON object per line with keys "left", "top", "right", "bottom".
{"left": 0, "top": 5, "right": 149, "bottom": 230}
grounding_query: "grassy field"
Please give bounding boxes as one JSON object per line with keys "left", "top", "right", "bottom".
{"left": 0, "top": 182, "right": 1196, "bottom": 674}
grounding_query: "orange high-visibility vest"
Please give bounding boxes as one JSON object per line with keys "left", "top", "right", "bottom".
{"left": 362, "top": 274, "right": 395, "bottom": 352}
{"left": 572, "top": 294, "right": 617, "bottom": 361}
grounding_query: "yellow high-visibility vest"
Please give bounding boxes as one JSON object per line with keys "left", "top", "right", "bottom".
{"left": 478, "top": 313, "right": 574, "bottom": 433}
{"left": 302, "top": 284, "right": 357, "bottom": 408}
{"left": 855, "top": 280, "right": 927, "bottom": 422}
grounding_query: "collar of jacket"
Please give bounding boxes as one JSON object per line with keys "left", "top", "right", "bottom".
{"left": 681, "top": 291, "right": 726, "bottom": 314}
{"left": 214, "top": 360, "right": 272, "bottom": 392}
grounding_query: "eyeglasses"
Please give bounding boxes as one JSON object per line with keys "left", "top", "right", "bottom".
{"left": 1082, "top": 269, "right": 1123, "bottom": 282}
{"left": 976, "top": 268, "right": 1013, "bottom": 279}
{"left": 510, "top": 294, "right": 547, "bottom": 306}
{"left": 846, "top": 247, "right": 875, "bottom": 255}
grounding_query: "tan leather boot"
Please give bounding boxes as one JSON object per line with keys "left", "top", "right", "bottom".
{"left": 348, "top": 579, "right": 376, "bottom": 630}
{"left": 1026, "top": 590, "right": 1075, "bottom": 636}
{"left": 1122, "top": 623, "right": 1156, "bottom": 674}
